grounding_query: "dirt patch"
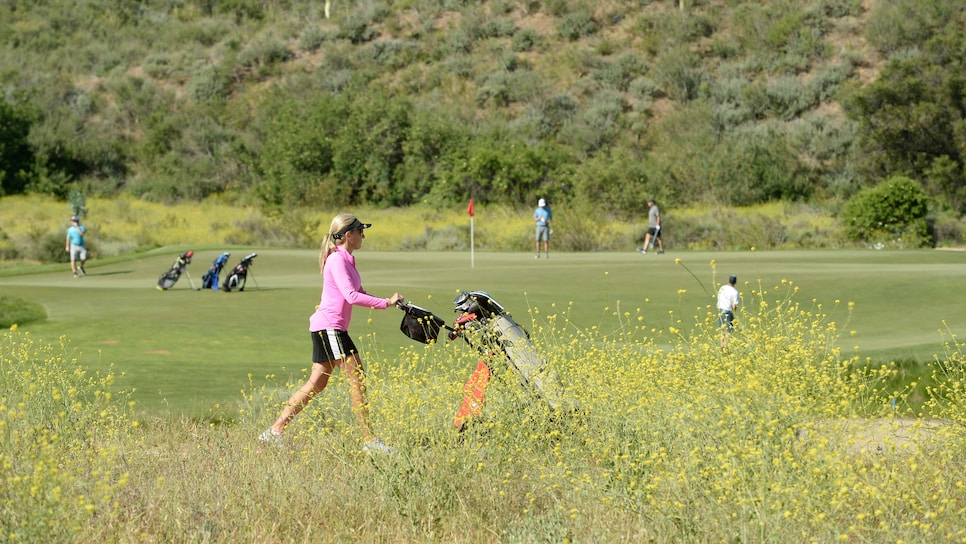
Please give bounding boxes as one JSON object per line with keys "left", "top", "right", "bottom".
{"left": 145, "top": 350, "right": 171, "bottom": 355}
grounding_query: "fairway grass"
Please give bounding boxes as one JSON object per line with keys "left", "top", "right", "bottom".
{"left": 1, "top": 248, "right": 964, "bottom": 417}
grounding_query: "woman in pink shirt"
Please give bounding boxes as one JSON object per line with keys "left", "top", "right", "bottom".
{"left": 260, "top": 213, "right": 404, "bottom": 454}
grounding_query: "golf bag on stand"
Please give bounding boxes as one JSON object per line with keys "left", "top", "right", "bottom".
{"left": 202, "top": 252, "right": 230, "bottom": 290}
{"left": 398, "top": 290, "right": 577, "bottom": 432}
{"left": 156, "top": 251, "right": 195, "bottom": 291}
{"left": 222, "top": 252, "right": 257, "bottom": 292}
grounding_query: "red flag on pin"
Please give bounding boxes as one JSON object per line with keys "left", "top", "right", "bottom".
{"left": 467, "top": 198, "right": 475, "bottom": 217}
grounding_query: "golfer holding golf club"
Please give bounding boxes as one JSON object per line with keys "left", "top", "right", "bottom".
{"left": 260, "top": 213, "right": 404, "bottom": 454}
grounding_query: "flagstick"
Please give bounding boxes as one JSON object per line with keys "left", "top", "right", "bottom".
{"left": 470, "top": 215, "right": 475, "bottom": 269}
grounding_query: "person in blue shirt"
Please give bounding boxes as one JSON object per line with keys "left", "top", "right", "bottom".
{"left": 65, "top": 216, "right": 88, "bottom": 278}
{"left": 533, "top": 198, "right": 552, "bottom": 259}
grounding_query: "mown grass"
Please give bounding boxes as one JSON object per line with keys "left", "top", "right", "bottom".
{"left": 0, "top": 294, "right": 46, "bottom": 328}
{"left": 2, "top": 245, "right": 965, "bottom": 417}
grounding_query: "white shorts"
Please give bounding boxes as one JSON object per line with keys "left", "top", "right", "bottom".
{"left": 70, "top": 244, "right": 87, "bottom": 261}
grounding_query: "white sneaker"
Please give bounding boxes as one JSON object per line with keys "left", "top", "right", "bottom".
{"left": 363, "top": 438, "right": 395, "bottom": 455}
{"left": 258, "top": 428, "right": 283, "bottom": 446}
{"left": 636, "top": 248, "right": 647, "bottom": 255}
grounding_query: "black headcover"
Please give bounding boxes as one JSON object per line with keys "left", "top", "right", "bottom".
{"left": 399, "top": 303, "right": 446, "bottom": 344}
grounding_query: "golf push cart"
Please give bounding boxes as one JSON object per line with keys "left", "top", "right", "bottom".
{"left": 398, "top": 290, "right": 577, "bottom": 431}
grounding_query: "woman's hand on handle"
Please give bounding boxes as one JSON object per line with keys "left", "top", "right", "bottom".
{"left": 388, "top": 293, "right": 405, "bottom": 308}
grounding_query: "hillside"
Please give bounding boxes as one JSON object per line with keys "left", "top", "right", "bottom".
{"left": 1, "top": 1, "right": 964, "bottom": 237}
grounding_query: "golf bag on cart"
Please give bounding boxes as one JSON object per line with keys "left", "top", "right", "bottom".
{"left": 222, "top": 252, "right": 257, "bottom": 292}
{"left": 398, "top": 291, "right": 577, "bottom": 431}
{"left": 156, "top": 251, "right": 194, "bottom": 290}
{"left": 202, "top": 252, "right": 230, "bottom": 290}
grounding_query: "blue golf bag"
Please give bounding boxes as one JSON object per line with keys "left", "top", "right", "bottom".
{"left": 202, "top": 252, "right": 230, "bottom": 290}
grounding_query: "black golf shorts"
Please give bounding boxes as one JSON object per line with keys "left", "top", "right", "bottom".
{"left": 312, "top": 330, "right": 358, "bottom": 362}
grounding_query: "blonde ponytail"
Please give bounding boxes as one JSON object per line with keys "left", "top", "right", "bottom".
{"left": 319, "top": 213, "right": 357, "bottom": 274}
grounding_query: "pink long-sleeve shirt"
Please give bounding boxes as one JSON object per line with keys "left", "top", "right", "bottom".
{"left": 309, "top": 246, "right": 388, "bottom": 332}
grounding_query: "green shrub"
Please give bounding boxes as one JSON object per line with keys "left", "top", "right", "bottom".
{"left": 930, "top": 212, "right": 965, "bottom": 247}
{"left": 732, "top": 2, "right": 828, "bottom": 72}
{"left": 543, "top": 0, "right": 571, "bottom": 17}
{"left": 711, "top": 102, "right": 751, "bottom": 133}
{"left": 628, "top": 76, "right": 658, "bottom": 106}
{"left": 511, "top": 28, "right": 539, "bottom": 52}
{"left": 819, "top": 0, "right": 861, "bottom": 18}
{"left": 141, "top": 53, "right": 173, "bottom": 78}
{"left": 369, "top": 39, "right": 418, "bottom": 69}
{"left": 0, "top": 294, "right": 47, "bottom": 327}
{"left": 865, "top": 0, "right": 956, "bottom": 55}
{"left": 788, "top": 112, "right": 855, "bottom": 165}
{"left": 298, "top": 25, "right": 327, "bottom": 52}
{"left": 654, "top": 46, "right": 707, "bottom": 102}
{"left": 593, "top": 53, "right": 646, "bottom": 92}
{"left": 561, "top": 90, "right": 624, "bottom": 155}
{"left": 480, "top": 17, "right": 517, "bottom": 39}
{"left": 807, "top": 62, "right": 854, "bottom": 103}
{"left": 557, "top": 11, "right": 597, "bottom": 42}
{"left": 536, "top": 93, "right": 579, "bottom": 139}
{"left": 336, "top": 13, "right": 378, "bottom": 44}
{"left": 187, "top": 65, "right": 230, "bottom": 103}
{"left": 841, "top": 176, "right": 932, "bottom": 248}
{"left": 0, "top": 230, "right": 18, "bottom": 260}
{"left": 444, "top": 54, "right": 474, "bottom": 78}
{"left": 20, "top": 229, "right": 74, "bottom": 263}
{"left": 707, "top": 129, "right": 814, "bottom": 206}
{"left": 237, "top": 35, "right": 293, "bottom": 77}
{"left": 173, "top": 18, "right": 228, "bottom": 47}
{"left": 444, "top": 28, "right": 473, "bottom": 54}
{"left": 569, "top": 147, "right": 652, "bottom": 220}
{"left": 765, "top": 75, "right": 814, "bottom": 120}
